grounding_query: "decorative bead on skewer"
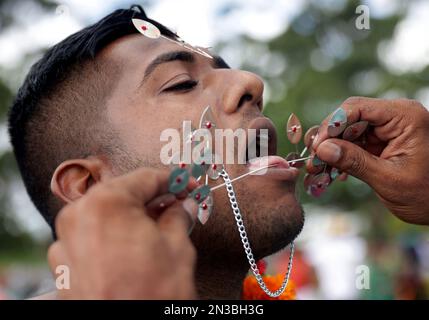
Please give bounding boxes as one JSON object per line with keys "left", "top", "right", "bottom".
{"left": 132, "top": 19, "right": 213, "bottom": 59}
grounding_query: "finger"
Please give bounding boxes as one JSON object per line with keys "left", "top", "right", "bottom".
{"left": 146, "top": 193, "right": 178, "bottom": 219}
{"left": 187, "top": 177, "right": 199, "bottom": 191}
{"left": 158, "top": 198, "right": 198, "bottom": 236}
{"left": 305, "top": 157, "right": 325, "bottom": 174}
{"left": 158, "top": 199, "right": 198, "bottom": 261}
{"left": 315, "top": 138, "right": 391, "bottom": 186}
{"left": 47, "top": 241, "right": 70, "bottom": 274}
{"left": 108, "top": 168, "right": 171, "bottom": 205}
{"left": 54, "top": 204, "right": 77, "bottom": 242}
{"left": 338, "top": 172, "right": 348, "bottom": 181}
{"left": 125, "top": 171, "right": 198, "bottom": 219}
{"left": 174, "top": 177, "right": 200, "bottom": 199}
{"left": 47, "top": 242, "right": 78, "bottom": 299}
{"left": 146, "top": 177, "right": 199, "bottom": 217}
{"left": 115, "top": 168, "right": 200, "bottom": 205}
{"left": 313, "top": 97, "right": 400, "bottom": 149}
{"left": 340, "top": 97, "right": 398, "bottom": 126}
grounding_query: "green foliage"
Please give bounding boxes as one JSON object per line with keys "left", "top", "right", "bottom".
{"left": 0, "top": 0, "right": 57, "bottom": 260}
{"left": 1, "top": 0, "right": 429, "bottom": 262}
{"left": 220, "top": 1, "right": 429, "bottom": 214}
{"left": 211, "top": 1, "right": 429, "bottom": 255}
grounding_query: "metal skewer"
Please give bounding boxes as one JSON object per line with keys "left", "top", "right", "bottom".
{"left": 210, "top": 155, "right": 311, "bottom": 192}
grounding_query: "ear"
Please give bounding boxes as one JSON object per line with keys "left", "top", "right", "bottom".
{"left": 51, "top": 157, "right": 114, "bottom": 204}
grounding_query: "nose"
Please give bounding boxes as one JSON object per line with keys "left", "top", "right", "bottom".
{"left": 209, "top": 69, "right": 264, "bottom": 114}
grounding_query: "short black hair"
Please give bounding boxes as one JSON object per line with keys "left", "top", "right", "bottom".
{"left": 8, "top": 5, "right": 177, "bottom": 233}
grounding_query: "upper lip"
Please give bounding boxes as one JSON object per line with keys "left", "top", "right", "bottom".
{"left": 244, "top": 117, "right": 278, "bottom": 163}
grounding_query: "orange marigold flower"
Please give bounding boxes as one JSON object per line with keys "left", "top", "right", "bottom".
{"left": 256, "top": 259, "right": 267, "bottom": 275}
{"left": 242, "top": 274, "right": 296, "bottom": 300}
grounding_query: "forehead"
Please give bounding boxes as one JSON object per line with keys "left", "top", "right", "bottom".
{"left": 100, "top": 34, "right": 201, "bottom": 75}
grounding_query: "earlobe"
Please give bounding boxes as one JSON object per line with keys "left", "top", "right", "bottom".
{"left": 51, "top": 157, "right": 111, "bottom": 204}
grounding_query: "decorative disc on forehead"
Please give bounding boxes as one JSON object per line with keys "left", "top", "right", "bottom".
{"left": 328, "top": 108, "right": 347, "bottom": 137}
{"left": 286, "top": 152, "right": 304, "bottom": 168}
{"left": 132, "top": 18, "right": 214, "bottom": 60}
{"left": 342, "top": 121, "right": 368, "bottom": 141}
{"left": 309, "top": 173, "right": 331, "bottom": 197}
{"left": 132, "top": 19, "right": 161, "bottom": 39}
{"left": 198, "top": 195, "right": 213, "bottom": 225}
{"left": 286, "top": 113, "right": 302, "bottom": 144}
{"left": 304, "top": 125, "right": 319, "bottom": 149}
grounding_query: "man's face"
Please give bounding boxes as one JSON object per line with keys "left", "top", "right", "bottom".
{"left": 101, "top": 34, "right": 304, "bottom": 262}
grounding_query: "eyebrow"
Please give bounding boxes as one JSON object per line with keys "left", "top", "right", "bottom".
{"left": 143, "top": 50, "right": 195, "bottom": 82}
{"left": 213, "top": 55, "right": 230, "bottom": 69}
{"left": 141, "top": 50, "right": 230, "bottom": 86}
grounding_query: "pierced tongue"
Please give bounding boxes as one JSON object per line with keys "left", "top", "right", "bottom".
{"left": 246, "top": 155, "right": 300, "bottom": 182}
{"left": 248, "top": 156, "right": 290, "bottom": 174}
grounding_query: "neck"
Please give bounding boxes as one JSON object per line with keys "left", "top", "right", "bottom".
{"left": 195, "top": 258, "right": 249, "bottom": 300}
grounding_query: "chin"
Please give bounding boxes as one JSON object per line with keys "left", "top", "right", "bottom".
{"left": 191, "top": 171, "right": 304, "bottom": 264}
{"left": 233, "top": 176, "right": 305, "bottom": 260}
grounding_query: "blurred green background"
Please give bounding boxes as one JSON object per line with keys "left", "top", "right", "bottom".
{"left": 0, "top": 0, "right": 428, "bottom": 299}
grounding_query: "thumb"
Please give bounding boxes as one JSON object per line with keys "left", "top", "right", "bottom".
{"left": 315, "top": 138, "right": 388, "bottom": 187}
{"left": 158, "top": 198, "right": 198, "bottom": 236}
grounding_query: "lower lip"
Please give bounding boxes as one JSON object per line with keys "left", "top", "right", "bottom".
{"left": 247, "top": 156, "right": 300, "bottom": 181}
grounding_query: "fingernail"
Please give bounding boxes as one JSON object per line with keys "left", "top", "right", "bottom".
{"left": 318, "top": 141, "right": 342, "bottom": 163}
{"left": 312, "top": 133, "right": 319, "bottom": 146}
{"left": 312, "top": 155, "right": 324, "bottom": 167}
{"left": 187, "top": 177, "right": 198, "bottom": 190}
{"left": 160, "top": 193, "right": 177, "bottom": 206}
{"left": 182, "top": 198, "right": 198, "bottom": 221}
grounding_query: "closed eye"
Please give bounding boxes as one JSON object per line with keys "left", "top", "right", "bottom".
{"left": 163, "top": 80, "right": 198, "bottom": 93}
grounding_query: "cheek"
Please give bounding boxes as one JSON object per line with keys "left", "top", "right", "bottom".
{"left": 109, "top": 96, "right": 211, "bottom": 168}
{"left": 128, "top": 125, "right": 165, "bottom": 161}
{"left": 109, "top": 115, "right": 165, "bottom": 165}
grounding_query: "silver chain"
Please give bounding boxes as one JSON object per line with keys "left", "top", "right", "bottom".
{"left": 219, "top": 169, "right": 294, "bottom": 298}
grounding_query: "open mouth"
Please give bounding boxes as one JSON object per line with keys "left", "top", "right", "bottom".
{"left": 244, "top": 117, "right": 278, "bottom": 163}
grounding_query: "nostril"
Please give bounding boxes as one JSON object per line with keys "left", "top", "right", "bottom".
{"left": 237, "top": 93, "right": 253, "bottom": 109}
